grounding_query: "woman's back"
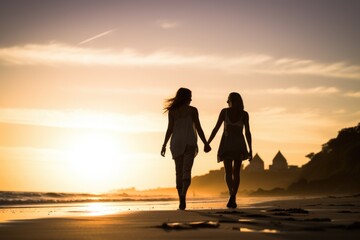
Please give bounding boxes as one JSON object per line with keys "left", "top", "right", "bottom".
{"left": 224, "top": 108, "right": 246, "bottom": 133}
{"left": 226, "top": 107, "right": 244, "bottom": 123}
{"left": 172, "top": 105, "right": 193, "bottom": 119}
{"left": 170, "top": 106, "right": 198, "bottom": 158}
{"left": 218, "top": 108, "right": 248, "bottom": 161}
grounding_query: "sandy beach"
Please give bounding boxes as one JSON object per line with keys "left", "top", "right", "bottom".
{"left": 1, "top": 195, "right": 359, "bottom": 240}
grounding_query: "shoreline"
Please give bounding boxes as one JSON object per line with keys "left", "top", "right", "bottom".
{"left": 0, "top": 196, "right": 293, "bottom": 223}
{"left": 1, "top": 196, "right": 360, "bottom": 239}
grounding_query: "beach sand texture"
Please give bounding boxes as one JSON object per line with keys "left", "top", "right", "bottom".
{"left": 1, "top": 196, "right": 359, "bottom": 240}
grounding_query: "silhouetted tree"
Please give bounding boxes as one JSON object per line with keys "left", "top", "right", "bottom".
{"left": 305, "top": 152, "right": 315, "bottom": 160}
{"left": 288, "top": 123, "right": 360, "bottom": 194}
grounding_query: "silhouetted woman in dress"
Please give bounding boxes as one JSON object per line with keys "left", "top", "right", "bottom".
{"left": 207, "top": 92, "right": 252, "bottom": 208}
{"left": 161, "top": 88, "right": 210, "bottom": 210}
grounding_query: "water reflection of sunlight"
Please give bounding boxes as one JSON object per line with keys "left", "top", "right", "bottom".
{"left": 237, "top": 218, "right": 256, "bottom": 223}
{"left": 236, "top": 227, "right": 279, "bottom": 233}
{"left": 262, "top": 229, "right": 279, "bottom": 233}
{"left": 238, "top": 227, "right": 254, "bottom": 232}
{"left": 85, "top": 203, "right": 119, "bottom": 216}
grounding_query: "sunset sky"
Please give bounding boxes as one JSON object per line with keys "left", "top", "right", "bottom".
{"left": 1, "top": 0, "right": 359, "bottom": 193}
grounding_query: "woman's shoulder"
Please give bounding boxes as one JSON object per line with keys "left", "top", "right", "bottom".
{"left": 221, "top": 108, "right": 229, "bottom": 114}
{"left": 188, "top": 106, "right": 198, "bottom": 113}
{"left": 170, "top": 105, "right": 191, "bottom": 112}
{"left": 243, "top": 110, "right": 249, "bottom": 119}
{"left": 171, "top": 106, "right": 195, "bottom": 118}
{"left": 216, "top": 108, "right": 227, "bottom": 119}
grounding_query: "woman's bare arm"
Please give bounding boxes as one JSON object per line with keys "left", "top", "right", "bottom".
{"left": 161, "top": 111, "right": 174, "bottom": 157}
{"left": 192, "top": 107, "right": 208, "bottom": 146}
{"left": 244, "top": 111, "right": 253, "bottom": 160}
{"left": 208, "top": 109, "right": 225, "bottom": 144}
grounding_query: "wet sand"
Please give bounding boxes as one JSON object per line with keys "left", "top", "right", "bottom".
{"left": 1, "top": 196, "right": 359, "bottom": 239}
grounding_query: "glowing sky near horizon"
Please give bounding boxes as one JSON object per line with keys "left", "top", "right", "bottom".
{"left": 0, "top": 0, "right": 359, "bottom": 193}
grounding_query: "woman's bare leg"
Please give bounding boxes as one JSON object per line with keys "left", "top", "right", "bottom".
{"left": 223, "top": 159, "right": 234, "bottom": 194}
{"left": 174, "top": 157, "right": 184, "bottom": 197}
{"left": 176, "top": 146, "right": 195, "bottom": 210}
{"left": 232, "top": 160, "right": 242, "bottom": 195}
{"left": 224, "top": 159, "right": 237, "bottom": 208}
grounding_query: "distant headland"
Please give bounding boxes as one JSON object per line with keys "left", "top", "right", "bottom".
{"left": 189, "top": 123, "right": 360, "bottom": 196}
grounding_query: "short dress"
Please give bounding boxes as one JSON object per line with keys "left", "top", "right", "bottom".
{"left": 217, "top": 109, "right": 249, "bottom": 162}
{"left": 170, "top": 114, "right": 198, "bottom": 159}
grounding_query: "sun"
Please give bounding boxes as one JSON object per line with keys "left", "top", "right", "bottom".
{"left": 64, "top": 132, "right": 124, "bottom": 190}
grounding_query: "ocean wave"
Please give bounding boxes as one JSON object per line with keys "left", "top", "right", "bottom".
{"left": 0, "top": 191, "right": 175, "bottom": 205}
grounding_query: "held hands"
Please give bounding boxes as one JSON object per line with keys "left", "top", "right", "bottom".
{"left": 204, "top": 142, "right": 211, "bottom": 153}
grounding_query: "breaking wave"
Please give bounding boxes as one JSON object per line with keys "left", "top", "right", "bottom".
{"left": 0, "top": 191, "right": 175, "bottom": 205}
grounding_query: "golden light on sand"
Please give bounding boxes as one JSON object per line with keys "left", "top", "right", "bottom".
{"left": 64, "top": 133, "right": 123, "bottom": 187}
{"left": 85, "top": 203, "right": 120, "bottom": 216}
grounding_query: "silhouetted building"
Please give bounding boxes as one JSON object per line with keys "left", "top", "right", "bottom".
{"left": 269, "top": 151, "right": 288, "bottom": 171}
{"left": 245, "top": 153, "right": 264, "bottom": 172}
{"left": 288, "top": 165, "right": 300, "bottom": 170}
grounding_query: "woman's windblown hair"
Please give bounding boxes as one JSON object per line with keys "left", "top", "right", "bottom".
{"left": 164, "top": 88, "right": 192, "bottom": 112}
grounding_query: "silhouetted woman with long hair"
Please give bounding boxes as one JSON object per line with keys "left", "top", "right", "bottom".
{"left": 161, "top": 88, "right": 210, "bottom": 210}
{"left": 208, "top": 92, "right": 252, "bottom": 208}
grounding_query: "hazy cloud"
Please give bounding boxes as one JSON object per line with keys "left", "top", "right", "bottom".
{"left": 67, "top": 85, "right": 171, "bottom": 96}
{"left": 156, "top": 20, "right": 179, "bottom": 29}
{"left": 0, "top": 146, "right": 60, "bottom": 162}
{"left": 251, "top": 107, "right": 339, "bottom": 143}
{"left": 344, "top": 91, "right": 360, "bottom": 98}
{"left": 247, "top": 86, "right": 340, "bottom": 95}
{"left": 0, "top": 43, "right": 359, "bottom": 79}
{"left": 0, "top": 108, "right": 164, "bottom": 132}
{"left": 333, "top": 109, "right": 346, "bottom": 114}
